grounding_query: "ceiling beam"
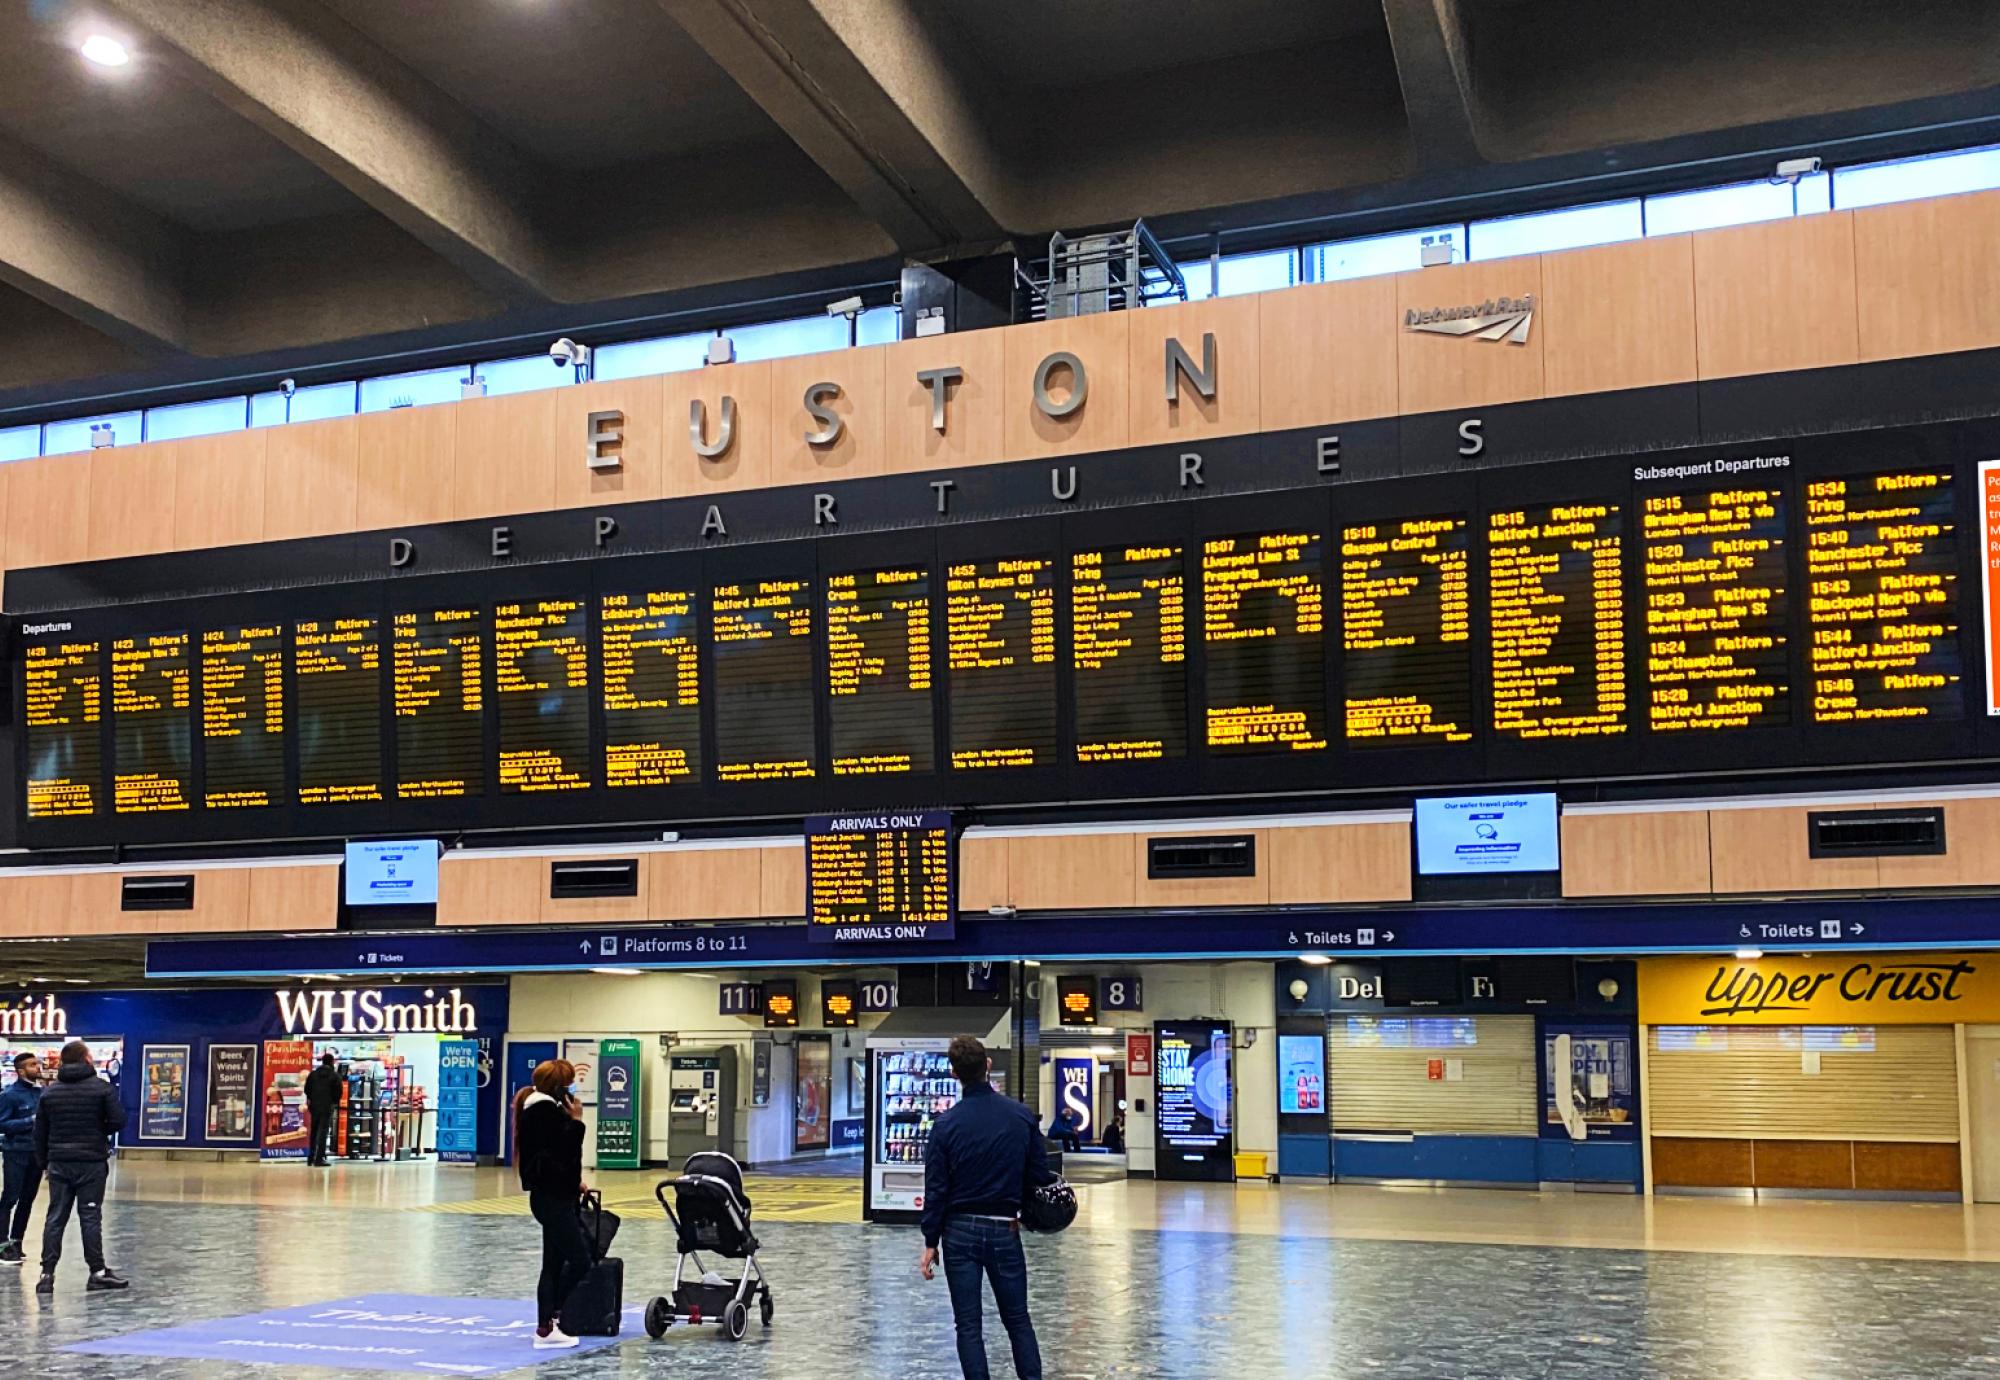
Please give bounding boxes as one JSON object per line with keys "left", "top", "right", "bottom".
{"left": 106, "top": 0, "right": 561, "bottom": 303}
{"left": 1380, "top": 0, "right": 1484, "bottom": 170}
{"left": 0, "top": 134, "right": 188, "bottom": 356}
{"left": 659, "top": 0, "right": 1009, "bottom": 251}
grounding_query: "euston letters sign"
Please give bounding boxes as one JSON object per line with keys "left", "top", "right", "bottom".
{"left": 274, "top": 987, "right": 479, "bottom": 1037}
{"left": 1639, "top": 953, "right": 2000, "bottom": 1025}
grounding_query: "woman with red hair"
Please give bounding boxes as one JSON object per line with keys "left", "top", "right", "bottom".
{"left": 514, "top": 1059, "right": 588, "bottom": 1349}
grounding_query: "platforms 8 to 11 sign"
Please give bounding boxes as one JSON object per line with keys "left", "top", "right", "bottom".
{"left": 804, "top": 810, "right": 955, "bottom": 943}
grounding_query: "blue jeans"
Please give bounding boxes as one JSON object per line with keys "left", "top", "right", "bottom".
{"left": 942, "top": 1216, "right": 1040, "bottom": 1380}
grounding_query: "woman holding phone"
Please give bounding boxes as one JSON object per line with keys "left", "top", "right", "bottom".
{"left": 514, "top": 1059, "right": 589, "bottom": 1349}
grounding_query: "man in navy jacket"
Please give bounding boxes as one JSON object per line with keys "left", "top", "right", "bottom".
{"left": 920, "top": 1036, "right": 1055, "bottom": 1380}
{"left": 0, "top": 1052, "right": 44, "bottom": 1264}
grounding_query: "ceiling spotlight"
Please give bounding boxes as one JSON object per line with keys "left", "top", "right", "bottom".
{"left": 1298, "top": 953, "right": 1333, "bottom": 967}
{"left": 80, "top": 34, "right": 131, "bottom": 68}
{"left": 591, "top": 967, "right": 643, "bottom": 977}
{"left": 1735, "top": 948, "right": 1763, "bottom": 961}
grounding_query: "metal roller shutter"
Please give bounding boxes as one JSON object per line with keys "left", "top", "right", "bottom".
{"left": 1647, "top": 1025, "right": 1958, "bottom": 1141}
{"left": 1326, "top": 1013, "right": 1538, "bottom": 1135}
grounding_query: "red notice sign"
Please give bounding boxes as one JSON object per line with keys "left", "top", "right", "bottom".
{"left": 1126, "top": 1033, "right": 1153, "bottom": 1078}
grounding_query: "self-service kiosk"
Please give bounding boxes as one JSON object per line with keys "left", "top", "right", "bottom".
{"left": 667, "top": 1048, "right": 736, "bottom": 1160}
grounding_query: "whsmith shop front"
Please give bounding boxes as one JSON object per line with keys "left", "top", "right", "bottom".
{"left": 0, "top": 984, "right": 507, "bottom": 1165}
{"left": 1639, "top": 952, "right": 2000, "bottom": 1201}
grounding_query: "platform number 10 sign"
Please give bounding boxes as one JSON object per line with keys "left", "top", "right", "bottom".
{"left": 1100, "top": 977, "right": 1143, "bottom": 1011}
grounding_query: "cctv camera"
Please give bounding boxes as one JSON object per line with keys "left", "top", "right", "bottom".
{"left": 549, "top": 337, "right": 590, "bottom": 368}
{"left": 1774, "top": 156, "right": 1822, "bottom": 183}
{"left": 277, "top": 378, "right": 297, "bottom": 397}
{"left": 825, "top": 295, "right": 865, "bottom": 319}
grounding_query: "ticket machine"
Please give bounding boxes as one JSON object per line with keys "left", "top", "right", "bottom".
{"left": 666, "top": 1048, "right": 736, "bottom": 1160}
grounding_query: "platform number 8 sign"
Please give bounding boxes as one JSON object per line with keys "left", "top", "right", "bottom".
{"left": 1101, "top": 977, "right": 1143, "bottom": 1012}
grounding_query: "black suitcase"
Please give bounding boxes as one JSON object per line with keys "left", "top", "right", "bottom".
{"left": 561, "top": 1256, "right": 624, "bottom": 1337}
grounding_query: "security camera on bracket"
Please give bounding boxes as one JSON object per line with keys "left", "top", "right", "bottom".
{"left": 549, "top": 337, "right": 593, "bottom": 383}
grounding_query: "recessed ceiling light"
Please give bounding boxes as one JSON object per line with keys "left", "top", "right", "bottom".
{"left": 591, "top": 967, "right": 643, "bottom": 977}
{"left": 1735, "top": 947, "right": 1763, "bottom": 961}
{"left": 80, "top": 34, "right": 131, "bottom": 68}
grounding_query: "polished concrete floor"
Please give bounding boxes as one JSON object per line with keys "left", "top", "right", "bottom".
{"left": 12, "top": 1160, "right": 2000, "bottom": 1377}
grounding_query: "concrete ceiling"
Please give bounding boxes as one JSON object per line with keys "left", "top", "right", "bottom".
{"left": 0, "top": 0, "right": 1995, "bottom": 415}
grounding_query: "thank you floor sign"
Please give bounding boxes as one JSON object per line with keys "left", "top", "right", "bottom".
{"left": 67, "top": 1294, "right": 637, "bottom": 1374}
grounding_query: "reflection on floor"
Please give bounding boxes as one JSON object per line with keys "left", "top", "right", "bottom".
{"left": 18, "top": 1163, "right": 2000, "bottom": 1379}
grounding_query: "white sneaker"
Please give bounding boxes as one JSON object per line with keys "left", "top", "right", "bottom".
{"left": 534, "top": 1327, "right": 580, "bottom": 1350}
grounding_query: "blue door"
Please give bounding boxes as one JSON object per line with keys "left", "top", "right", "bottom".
{"left": 502, "top": 1041, "right": 558, "bottom": 1166}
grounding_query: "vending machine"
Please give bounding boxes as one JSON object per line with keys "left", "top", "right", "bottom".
{"left": 864, "top": 1034, "right": 1008, "bottom": 1223}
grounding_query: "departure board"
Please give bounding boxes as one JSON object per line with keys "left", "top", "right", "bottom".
{"left": 111, "top": 632, "right": 192, "bottom": 814}
{"left": 805, "top": 810, "right": 955, "bottom": 942}
{"left": 294, "top": 616, "right": 383, "bottom": 804}
{"left": 1341, "top": 516, "right": 1472, "bottom": 745}
{"left": 200, "top": 624, "right": 284, "bottom": 809}
{"left": 495, "top": 598, "right": 590, "bottom": 792}
{"left": 1806, "top": 466, "right": 1962, "bottom": 722}
{"left": 393, "top": 606, "right": 485, "bottom": 799}
{"left": 713, "top": 578, "right": 816, "bottom": 781}
{"left": 1072, "top": 544, "right": 1187, "bottom": 763}
{"left": 1202, "top": 530, "right": 1327, "bottom": 753}
{"left": 1488, "top": 503, "right": 1628, "bottom": 740}
{"left": 24, "top": 638, "right": 102, "bottom": 818}
{"left": 602, "top": 587, "right": 702, "bottom": 788}
{"left": 946, "top": 555, "right": 1057, "bottom": 769}
{"left": 1643, "top": 487, "right": 1789, "bottom": 732}
{"left": 827, "top": 565, "right": 933, "bottom": 776}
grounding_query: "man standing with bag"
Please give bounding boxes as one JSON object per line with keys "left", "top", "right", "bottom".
{"left": 0, "top": 1052, "right": 46, "bottom": 1263}
{"left": 35, "top": 1040, "right": 129, "bottom": 1293}
{"left": 303, "top": 1054, "right": 341, "bottom": 1167}
{"left": 919, "top": 1035, "right": 1056, "bottom": 1380}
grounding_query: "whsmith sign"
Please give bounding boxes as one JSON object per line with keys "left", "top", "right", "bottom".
{"left": 273, "top": 987, "right": 481, "bottom": 1037}
{"left": 0, "top": 993, "right": 67, "bottom": 1037}
{"left": 1640, "top": 954, "right": 2000, "bottom": 1025}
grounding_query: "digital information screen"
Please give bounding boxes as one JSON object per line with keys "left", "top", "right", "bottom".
{"left": 602, "top": 587, "right": 702, "bottom": 789}
{"left": 112, "top": 632, "right": 192, "bottom": 814}
{"left": 1642, "top": 486, "right": 1789, "bottom": 732}
{"left": 201, "top": 624, "right": 284, "bottom": 809}
{"left": 946, "top": 554, "right": 1057, "bottom": 770}
{"left": 1488, "top": 503, "right": 1628, "bottom": 740}
{"left": 1983, "top": 459, "right": 2000, "bottom": 716}
{"left": 805, "top": 810, "right": 954, "bottom": 943}
{"left": 295, "top": 617, "right": 384, "bottom": 805}
{"left": 821, "top": 978, "right": 859, "bottom": 1028}
{"left": 1072, "top": 544, "right": 1186, "bottom": 764}
{"left": 1057, "top": 975, "right": 1099, "bottom": 1026}
{"left": 343, "top": 839, "right": 440, "bottom": 906}
{"left": 1807, "top": 467, "right": 1962, "bottom": 723}
{"left": 1202, "top": 530, "right": 1327, "bottom": 753}
{"left": 24, "top": 637, "right": 102, "bottom": 819}
{"left": 713, "top": 578, "right": 816, "bottom": 782}
{"left": 1341, "top": 516, "right": 1472, "bottom": 745}
{"left": 393, "top": 606, "right": 485, "bottom": 799}
{"left": 494, "top": 598, "right": 590, "bottom": 792}
{"left": 1154, "top": 1021, "right": 1235, "bottom": 1182}
{"left": 827, "top": 565, "right": 934, "bottom": 776}
{"left": 762, "top": 978, "right": 800, "bottom": 1029}
{"left": 1414, "top": 793, "right": 1560, "bottom": 874}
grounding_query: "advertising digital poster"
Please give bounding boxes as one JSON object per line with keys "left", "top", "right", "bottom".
{"left": 1414, "top": 793, "right": 1560, "bottom": 875}
{"left": 1277, "top": 1033, "right": 1325, "bottom": 1116}
{"left": 140, "top": 1044, "right": 190, "bottom": 1141}
{"left": 1153, "top": 1021, "right": 1234, "bottom": 1181}
{"left": 1054, "top": 1055, "right": 1096, "bottom": 1139}
{"left": 259, "top": 1039, "right": 313, "bottom": 1159}
{"left": 795, "top": 1034, "right": 832, "bottom": 1150}
{"left": 205, "top": 1044, "right": 258, "bottom": 1143}
{"left": 594, "top": 1038, "right": 641, "bottom": 1169}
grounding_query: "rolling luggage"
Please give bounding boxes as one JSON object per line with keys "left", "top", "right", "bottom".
{"left": 560, "top": 1189, "right": 624, "bottom": 1336}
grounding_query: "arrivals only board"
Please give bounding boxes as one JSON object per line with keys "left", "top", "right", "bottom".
{"left": 20, "top": 436, "right": 1998, "bottom": 850}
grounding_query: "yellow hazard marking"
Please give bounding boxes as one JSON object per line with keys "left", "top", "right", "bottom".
{"left": 414, "top": 1174, "right": 861, "bottom": 1225}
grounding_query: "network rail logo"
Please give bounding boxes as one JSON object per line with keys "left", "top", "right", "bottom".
{"left": 1404, "top": 295, "right": 1536, "bottom": 344}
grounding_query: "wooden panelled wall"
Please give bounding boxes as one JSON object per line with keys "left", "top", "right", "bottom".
{"left": 1562, "top": 796, "right": 2000, "bottom": 896}
{"left": 3, "top": 191, "right": 2000, "bottom": 580}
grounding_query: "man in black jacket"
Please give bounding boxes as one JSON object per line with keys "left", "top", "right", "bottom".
{"left": 34, "top": 1040, "right": 129, "bottom": 1293}
{"left": 303, "top": 1054, "right": 341, "bottom": 1167}
{"left": 920, "top": 1036, "right": 1055, "bottom": 1380}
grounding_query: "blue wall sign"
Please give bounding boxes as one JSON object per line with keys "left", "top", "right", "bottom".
{"left": 1054, "top": 1055, "right": 1096, "bottom": 1139}
{"left": 435, "top": 1040, "right": 480, "bottom": 1164}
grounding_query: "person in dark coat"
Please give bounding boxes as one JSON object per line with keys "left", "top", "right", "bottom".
{"left": 514, "top": 1058, "right": 589, "bottom": 1350}
{"left": 34, "top": 1040, "right": 128, "bottom": 1293}
{"left": 0, "top": 1052, "right": 46, "bottom": 1264}
{"left": 303, "top": 1054, "right": 342, "bottom": 1167}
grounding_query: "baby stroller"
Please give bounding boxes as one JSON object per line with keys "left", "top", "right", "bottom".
{"left": 644, "top": 1152, "right": 774, "bottom": 1342}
